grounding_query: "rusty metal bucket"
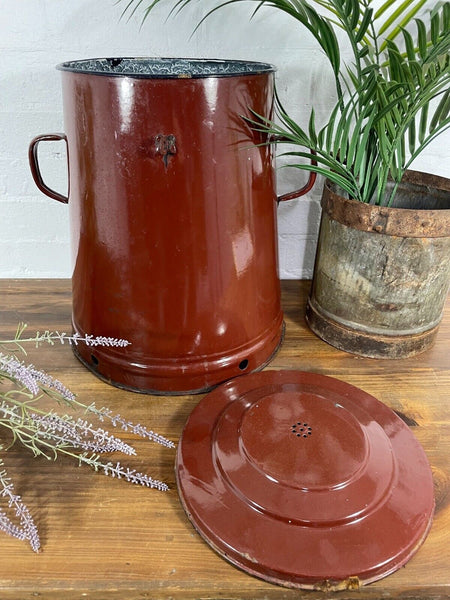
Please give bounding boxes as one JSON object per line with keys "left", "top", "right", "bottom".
{"left": 306, "top": 171, "right": 450, "bottom": 358}
{"left": 29, "top": 58, "right": 314, "bottom": 393}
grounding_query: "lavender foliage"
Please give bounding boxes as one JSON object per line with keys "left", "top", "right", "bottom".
{"left": 0, "top": 456, "right": 40, "bottom": 552}
{"left": 88, "top": 404, "right": 176, "bottom": 449}
{"left": 0, "top": 353, "right": 75, "bottom": 400}
{"left": 0, "top": 325, "right": 174, "bottom": 552}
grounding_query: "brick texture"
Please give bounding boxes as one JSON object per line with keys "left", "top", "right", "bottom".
{"left": 1, "top": 0, "right": 449, "bottom": 278}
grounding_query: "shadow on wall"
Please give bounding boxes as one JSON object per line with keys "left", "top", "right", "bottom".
{"left": 277, "top": 186, "right": 323, "bottom": 280}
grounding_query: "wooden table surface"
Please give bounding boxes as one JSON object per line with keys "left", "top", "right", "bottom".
{"left": 0, "top": 279, "right": 448, "bottom": 600}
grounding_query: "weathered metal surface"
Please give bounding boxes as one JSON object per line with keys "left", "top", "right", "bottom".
{"left": 176, "top": 370, "right": 435, "bottom": 588}
{"left": 322, "top": 171, "right": 450, "bottom": 237}
{"left": 306, "top": 298, "right": 440, "bottom": 358}
{"left": 307, "top": 173, "right": 450, "bottom": 358}
{"left": 154, "top": 134, "right": 177, "bottom": 168}
{"left": 29, "top": 57, "right": 307, "bottom": 394}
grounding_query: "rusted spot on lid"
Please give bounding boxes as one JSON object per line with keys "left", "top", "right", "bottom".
{"left": 313, "top": 576, "right": 361, "bottom": 592}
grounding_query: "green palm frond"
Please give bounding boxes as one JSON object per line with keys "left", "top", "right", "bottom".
{"left": 119, "top": 0, "right": 450, "bottom": 205}
{"left": 375, "top": 0, "right": 429, "bottom": 49}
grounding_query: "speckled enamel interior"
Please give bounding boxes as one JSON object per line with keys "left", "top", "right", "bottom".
{"left": 57, "top": 58, "right": 275, "bottom": 78}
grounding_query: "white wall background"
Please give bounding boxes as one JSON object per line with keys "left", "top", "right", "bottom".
{"left": 1, "top": 0, "right": 449, "bottom": 278}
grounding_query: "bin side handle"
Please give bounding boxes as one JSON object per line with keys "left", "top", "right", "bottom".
{"left": 29, "top": 134, "right": 69, "bottom": 204}
{"left": 269, "top": 134, "right": 317, "bottom": 202}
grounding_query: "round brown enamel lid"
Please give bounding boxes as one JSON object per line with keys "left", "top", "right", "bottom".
{"left": 176, "top": 370, "right": 435, "bottom": 589}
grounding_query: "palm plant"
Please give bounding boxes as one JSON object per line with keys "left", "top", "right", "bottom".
{"left": 121, "top": 0, "right": 450, "bottom": 206}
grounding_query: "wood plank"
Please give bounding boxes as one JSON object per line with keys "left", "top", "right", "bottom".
{"left": 0, "top": 279, "right": 448, "bottom": 599}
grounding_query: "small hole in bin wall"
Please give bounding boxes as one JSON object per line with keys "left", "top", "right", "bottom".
{"left": 239, "top": 359, "right": 249, "bottom": 371}
{"left": 91, "top": 354, "right": 99, "bottom": 367}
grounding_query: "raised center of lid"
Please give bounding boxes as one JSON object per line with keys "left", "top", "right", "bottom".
{"left": 240, "top": 391, "right": 368, "bottom": 490}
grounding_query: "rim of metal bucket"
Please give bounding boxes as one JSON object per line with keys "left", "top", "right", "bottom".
{"left": 56, "top": 57, "right": 276, "bottom": 79}
{"left": 322, "top": 170, "right": 450, "bottom": 237}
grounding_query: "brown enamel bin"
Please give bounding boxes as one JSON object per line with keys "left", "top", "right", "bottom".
{"left": 29, "top": 58, "right": 314, "bottom": 394}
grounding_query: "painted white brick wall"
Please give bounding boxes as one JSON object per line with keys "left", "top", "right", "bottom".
{"left": 1, "top": 0, "right": 449, "bottom": 278}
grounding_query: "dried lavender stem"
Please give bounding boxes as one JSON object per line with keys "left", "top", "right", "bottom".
{"left": 0, "top": 327, "right": 131, "bottom": 349}
{"left": 82, "top": 402, "right": 175, "bottom": 449}
{"left": 0, "top": 324, "right": 173, "bottom": 552}
{"left": 0, "top": 456, "right": 40, "bottom": 552}
{"left": 0, "top": 422, "right": 164, "bottom": 490}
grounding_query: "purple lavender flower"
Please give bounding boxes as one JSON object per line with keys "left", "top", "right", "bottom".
{"left": 1, "top": 326, "right": 131, "bottom": 351}
{"left": 0, "top": 509, "right": 27, "bottom": 543}
{"left": 30, "top": 412, "right": 137, "bottom": 456}
{"left": 0, "top": 353, "right": 75, "bottom": 401}
{"left": 26, "top": 365, "right": 75, "bottom": 401}
{"left": 0, "top": 325, "right": 172, "bottom": 553}
{"left": 87, "top": 404, "right": 175, "bottom": 449}
{"left": 53, "top": 332, "right": 130, "bottom": 348}
{"left": 102, "top": 461, "right": 169, "bottom": 491}
{"left": 0, "top": 465, "right": 40, "bottom": 552}
{"left": 0, "top": 354, "right": 40, "bottom": 396}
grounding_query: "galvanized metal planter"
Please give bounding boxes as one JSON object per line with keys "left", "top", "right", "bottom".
{"left": 306, "top": 170, "right": 450, "bottom": 358}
